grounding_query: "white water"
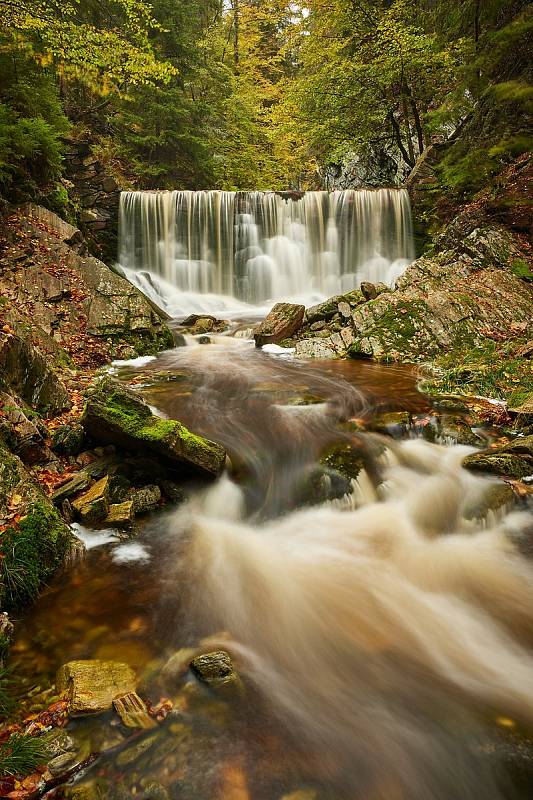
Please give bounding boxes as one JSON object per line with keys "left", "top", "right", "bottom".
{"left": 184, "top": 439, "right": 533, "bottom": 799}
{"left": 118, "top": 189, "right": 414, "bottom": 316}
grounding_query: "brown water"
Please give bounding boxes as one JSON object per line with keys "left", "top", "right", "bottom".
{"left": 10, "top": 337, "right": 533, "bottom": 800}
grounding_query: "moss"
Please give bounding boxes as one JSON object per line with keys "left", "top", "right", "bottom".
{"left": 510, "top": 258, "right": 533, "bottom": 281}
{"left": 98, "top": 387, "right": 211, "bottom": 454}
{"left": 0, "top": 501, "right": 70, "bottom": 608}
{"left": 421, "top": 337, "right": 532, "bottom": 404}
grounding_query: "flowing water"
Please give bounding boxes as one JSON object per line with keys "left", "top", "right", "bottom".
{"left": 11, "top": 336, "right": 533, "bottom": 800}
{"left": 117, "top": 189, "right": 414, "bottom": 316}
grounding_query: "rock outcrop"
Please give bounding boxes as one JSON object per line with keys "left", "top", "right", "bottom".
{"left": 0, "top": 206, "right": 174, "bottom": 364}
{"left": 81, "top": 376, "right": 226, "bottom": 478}
{"left": 285, "top": 218, "right": 532, "bottom": 365}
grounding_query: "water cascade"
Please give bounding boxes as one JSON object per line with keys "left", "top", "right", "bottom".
{"left": 118, "top": 189, "right": 414, "bottom": 314}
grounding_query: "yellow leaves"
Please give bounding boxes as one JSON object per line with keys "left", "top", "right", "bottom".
{"left": 7, "top": 494, "right": 22, "bottom": 510}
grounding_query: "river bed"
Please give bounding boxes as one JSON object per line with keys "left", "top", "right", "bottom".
{"left": 9, "top": 335, "right": 533, "bottom": 800}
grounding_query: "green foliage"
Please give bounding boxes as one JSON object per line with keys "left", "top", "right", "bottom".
{"left": 0, "top": 667, "right": 15, "bottom": 718}
{"left": 0, "top": 502, "right": 69, "bottom": 608}
{"left": 510, "top": 259, "right": 533, "bottom": 281}
{"left": 0, "top": 733, "right": 47, "bottom": 777}
{"left": 0, "top": 51, "right": 68, "bottom": 195}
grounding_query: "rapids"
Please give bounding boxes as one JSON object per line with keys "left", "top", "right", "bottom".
{"left": 12, "top": 336, "right": 533, "bottom": 800}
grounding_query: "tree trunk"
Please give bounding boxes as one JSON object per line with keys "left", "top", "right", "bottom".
{"left": 388, "top": 112, "right": 414, "bottom": 168}
{"left": 401, "top": 90, "right": 415, "bottom": 164}
{"left": 233, "top": 0, "right": 240, "bottom": 70}
{"left": 409, "top": 96, "right": 425, "bottom": 155}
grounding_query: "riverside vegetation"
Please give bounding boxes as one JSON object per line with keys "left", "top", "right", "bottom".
{"left": 0, "top": 0, "right": 531, "bottom": 798}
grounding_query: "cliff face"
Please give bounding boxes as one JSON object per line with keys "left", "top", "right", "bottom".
{"left": 0, "top": 204, "right": 174, "bottom": 369}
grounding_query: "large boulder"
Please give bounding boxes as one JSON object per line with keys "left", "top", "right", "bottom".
{"left": 81, "top": 377, "right": 226, "bottom": 478}
{"left": 253, "top": 303, "right": 305, "bottom": 347}
{"left": 0, "top": 331, "right": 70, "bottom": 415}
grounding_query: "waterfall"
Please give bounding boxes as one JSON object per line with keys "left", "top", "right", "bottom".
{"left": 118, "top": 189, "right": 414, "bottom": 315}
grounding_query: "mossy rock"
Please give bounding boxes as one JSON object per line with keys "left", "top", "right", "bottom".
{"left": 0, "top": 445, "right": 75, "bottom": 608}
{"left": 462, "top": 452, "right": 531, "bottom": 479}
{"left": 51, "top": 424, "right": 85, "bottom": 456}
{"left": 320, "top": 444, "right": 364, "bottom": 481}
{"left": 81, "top": 376, "right": 225, "bottom": 478}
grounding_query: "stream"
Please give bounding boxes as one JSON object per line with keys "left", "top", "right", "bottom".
{"left": 9, "top": 332, "right": 533, "bottom": 800}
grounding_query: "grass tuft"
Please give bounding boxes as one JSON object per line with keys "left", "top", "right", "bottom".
{"left": 0, "top": 733, "right": 47, "bottom": 777}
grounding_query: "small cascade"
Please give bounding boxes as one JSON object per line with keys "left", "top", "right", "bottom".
{"left": 118, "top": 189, "right": 414, "bottom": 310}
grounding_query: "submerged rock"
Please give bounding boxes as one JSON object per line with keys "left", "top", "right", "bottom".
{"left": 190, "top": 650, "right": 240, "bottom": 690}
{"left": 81, "top": 376, "right": 226, "bottom": 478}
{"left": 253, "top": 303, "right": 305, "bottom": 347}
{"left": 113, "top": 691, "right": 156, "bottom": 729}
{"left": 56, "top": 659, "right": 136, "bottom": 714}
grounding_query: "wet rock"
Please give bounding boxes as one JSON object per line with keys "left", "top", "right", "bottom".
{"left": 47, "top": 751, "right": 81, "bottom": 777}
{"left": 160, "top": 480, "right": 186, "bottom": 504}
{"left": 115, "top": 732, "right": 161, "bottom": 767}
{"left": 360, "top": 281, "right": 387, "bottom": 301}
{"left": 500, "top": 434, "right": 533, "bottom": 460}
{"left": 105, "top": 501, "right": 135, "bottom": 527}
{"left": 51, "top": 471, "right": 91, "bottom": 504}
{"left": 56, "top": 659, "right": 136, "bottom": 714}
{"left": 81, "top": 376, "right": 226, "bottom": 478}
{"left": 439, "top": 415, "right": 484, "bottom": 446}
{"left": 0, "top": 331, "right": 70, "bottom": 415}
{"left": 0, "top": 391, "right": 53, "bottom": 464}
{"left": 42, "top": 728, "right": 76, "bottom": 759}
{"left": 253, "top": 303, "right": 305, "bottom": 347}
{"left": 320, "top": 444, "right": 365, "bottom": 481}
{"left": 113, "top": 691, "right": 156, "bottom": 729}
{"left": 462, "top": 452, "right": 531, "bottom": 479}
{"left": 132, "top": 484, "right": 161, "bottom": 515}
{"left": 52, "top": 424, "right": 85, "bottom": 456}
{"left": 197, "top": 335, "right": 211, "bottom": 344}
{"left": 509, "top": 394, "right": 533, "bottom": 430}
{"left": 464, "top": 481, "right": 515, "bottom": 520}
{"left": 72, "top": 475, "right": 110, "bottom": 522}
{"left": 369, "top": 411, "right": 412, "bottom": 436}
{"left": 161, "top": 647, "right": 197, "bottom": 685}
{"left": 190, "top": 650, "right": 240, "bottom": 690}
{"left": 280, "top": 791, "right": 318, "bottom": 800}
{"left": 180, "top": 314, "right": 227, "bottom": 335}
{"left": 138, "top": 782, "right": 170, "bottom": 800}
{"left": 295, "top": 465, "right": 352, "bottom": 507}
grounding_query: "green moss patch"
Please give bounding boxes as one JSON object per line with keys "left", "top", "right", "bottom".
{"left": 0, "top": 501, "right": 71, "bottom": 608}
